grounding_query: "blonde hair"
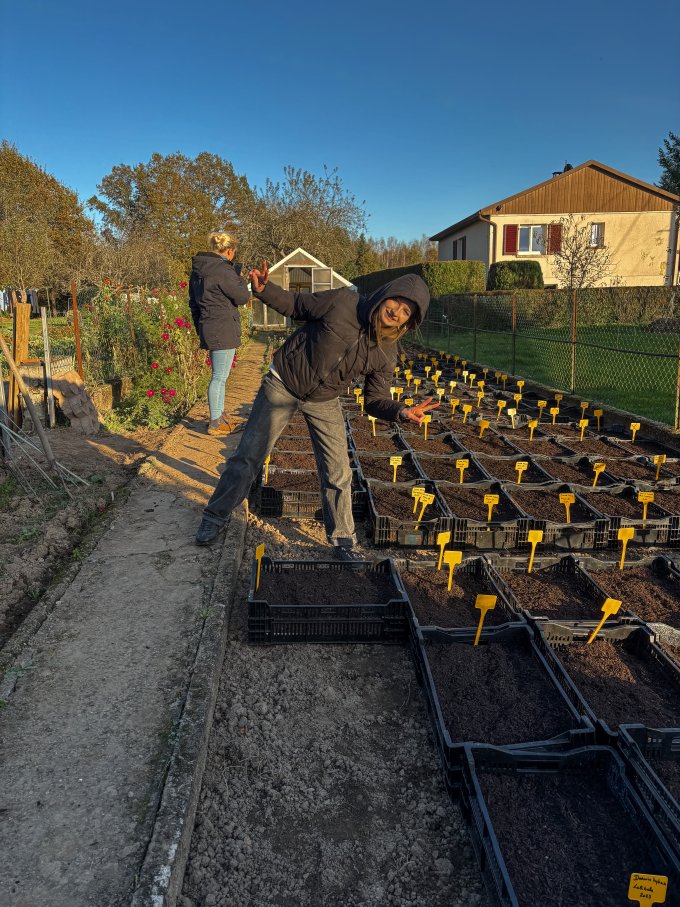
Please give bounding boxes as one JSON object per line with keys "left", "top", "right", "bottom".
{"left": 371, "top": 309, "right": 412, "bottom": 346}
{"left": 209, "top": 231, "right": 238, "bottom": 254}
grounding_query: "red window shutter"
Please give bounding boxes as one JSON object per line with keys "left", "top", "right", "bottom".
{"left": 503, "top": 224, "right": 518, "bottom": 255}
{"left": 547, "top": 223, "right": 562, "bottom": 254}
{"left": 461, "top": 236, "right": 467, "bottom": 260}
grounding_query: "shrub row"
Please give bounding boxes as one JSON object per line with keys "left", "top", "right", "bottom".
{"left": 352, "top": 261, "right": 486, "bottom": 297}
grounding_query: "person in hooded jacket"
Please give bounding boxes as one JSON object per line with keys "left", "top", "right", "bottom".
{"left": 194, "top": 263, "right": 439, "bottom": 555}
{"left": 189, "top": 231, "right": 250, "bottom": 435}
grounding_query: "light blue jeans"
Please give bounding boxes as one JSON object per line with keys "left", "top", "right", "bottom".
{"left": 203, "top": 372, "right": 356, "bottom": 546}
{"left": 207, "top": 348, "right": 236, "bottom": 421}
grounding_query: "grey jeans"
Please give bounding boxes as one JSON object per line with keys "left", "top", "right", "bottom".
{"left": 203, "top": 372, "right": 356, "bottom": 545}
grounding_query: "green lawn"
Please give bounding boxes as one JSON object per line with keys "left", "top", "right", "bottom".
{"left": 420, "top": 322, "right": 680, "bottom": 426}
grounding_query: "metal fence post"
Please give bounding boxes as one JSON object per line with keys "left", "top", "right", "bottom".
{"left": 675, "top": 347, "right": 680, "bottom": 432}
{"left": 511, "top": 294, "right": 517, "bottom": 375}
{"left": 473, "top": 294, "right": 478, "bottom": 362}
{"left": 570, "top": 289, "right": 577, "bottom": 394}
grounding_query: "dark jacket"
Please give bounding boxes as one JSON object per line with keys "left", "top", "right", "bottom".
{"left": 254, "top": 274, "right": 430, "bottom": 422}
{"left": 188, "top": 252, "right": 250, "bottom": 351}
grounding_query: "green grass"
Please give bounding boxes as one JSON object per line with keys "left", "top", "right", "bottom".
{"left": 420, "top": 322, "right": 680, "bottom": 426}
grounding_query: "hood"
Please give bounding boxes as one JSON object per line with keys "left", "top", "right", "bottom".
{"left": 358, "top": 273, "right": 430, "bottom": 329}
{"left": 191, "top": 251, "right": 230, "bottom": 277}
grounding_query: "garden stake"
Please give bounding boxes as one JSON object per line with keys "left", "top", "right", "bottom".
{"left": 628, "top": 872, "right": 668, "bottom": 906}
{"left": 517, "top": 380, "right": 525, "bottom": 393}
{"left": 594, "top": 408, "right": 603, "bottom": 431}
{"left": 654, "top": 454, "right": 667, "bottom": 480}
{"left": 255, "top": 543, "right": 265, "bottom": 591}
{"left": 469, "top": 372, "right": 476, "bottom": 387}
{"left": 446, "top": 353, "right": 451, "bottom": 362}
{"left": 462, "top": 370, "right": 469, "bottom": 383}
{"left": 579, "top": 418, "right": 589, "bottom": 441}
{"left": 483, "top": 368, "right": 489, "bottom": 380}
{"left": 462, "top": 404, "right": 472, "bottom": 423}
{"left": 630, "top": 421, "right": 640, "bottom": 442}
{"left": 494, "top": 371, "right": 501, "bottom": 382}
{"left": 390, "top": 385, "right": 397, "bottom": 400}
{"left": 453, "top": 355, "right": 460, "bottom": 365}
{"left": 400, "top": 353, "right": 406, "bottom": 363}
{"left": 353, "top": 387, "right": 362, "bottom": 404}
{"left": 592, "top": 462, "right": 606, "bottom": 487}
{"left": 455, "top": 368, "right": 461, "bottom": 379}
{"left": 450, "top": 398, "right": 460, "bottom": 415}
{"left": 587, "top": 598, "right": 622, "bottom": 644}
{"left": 496, "top": 399, "right": 506, "bottom": 420}
{"left": 414, "top": 378, "right": 421, "bottom": 393}
{"left": 416, "top": 492, "right": 434, "bottom": 524}
{"left": 484, "top": 493, "right": 499, "bottom": 522}
{"left": 443, "top": 550, "right": 463, "bottom": 590}
{"left": 555, "top": 393, "right": 563, "bottom": 405}
{"left": 462, "top": 360, "right": 468, "bottom": 369}
{"left": 528, "top": 419, "right": 538, "bottom": 441}
{"left": 448, "top": 380, "right": 455, "bottom": 392}
{"left": 390, "top": 455, "right": 402, "bottom": 482}
{"left": 406, "top": 371, "right": 412, "bottom": 387}
{"left": 359, "top": 395, "right": 365, "bottom": 414}
{"left": 473, "top": 595, "right": 497, "bottom": 647}
{"left": 437, "top": 387, "right": 445, "bottom": 403}
{"left": 476, "top": 391, "right": 484, "bottom": 407}
{"left": 408, "top": 359, "right": 414, "bottom": 368}
{"left": 638, "top": 490, "right": 654, "bottom": 522}
{"left": 618, "top": 526, "right": 635, "bottom": 570}
{"left": 507, "top": 407, "right": 517, "bottom": 429}
{"left": 412, "top": 486, "right": 425, "bottom": 513}
{"left": 513, "top": 393, "right": 522, "bottom": 407}
{"left": 537, "top": 400, "right": 547, "bottom": 421}
{"left": 436, "top": 530, "right": 451, "bottom": 569}
{"left": 560, "top": 492, "right": 575, "bottom": 523}
{"left": 580, "top": 401, "right": 589, "bottom": 417}
{"left": 404, "top": 397, "right": 414, "bottom": 407}
{"left": 264, "top": 454, "right": 271, "bottom": 484}
{"left": 478, "top": 420, "right": 490, "bottom": 439}
{"left": 526, "top": 529, "right": 543, "bottom": 573}
{"left": 368, "top": 415, "right": 377, "bottom": 436}
{"left": 425, "top": 366, "right": 431, "bottom": 379}
{"left": 422, "top": 414, "right": 432, "bottom": 440}
{"left": 501, "top": 375, "right": 507, "bottom": 388}
{"left": 515, "top": 461, "right": 528, "bottom": 484}
{"left": 456, "top": 458, "right": 469, "bottom": 483}
{"left": 394, "top": 367, "right": 400, "bottom": 379}
{"left": 395, "top": 386, "right": 404, "bottom": 401}
{"left": 550, "top": 406, "right": 560, "bottom": 425}
{"left": 478, "top": 379, "right": 485, "bottom": 391}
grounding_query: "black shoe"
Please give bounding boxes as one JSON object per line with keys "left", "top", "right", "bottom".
{"left": 333, "top": 545, "right": 362, "bottom": 562}
{"left": 195, "top": 517, "right": 225, "bottom": 546}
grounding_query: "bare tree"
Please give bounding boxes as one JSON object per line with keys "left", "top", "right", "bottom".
{"left": 547, "top": 215, "right": 618, "bottom": 289}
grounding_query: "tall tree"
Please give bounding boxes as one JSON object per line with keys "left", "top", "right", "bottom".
{"left": 657, "top": 131, "right": 680, "bottom": 196}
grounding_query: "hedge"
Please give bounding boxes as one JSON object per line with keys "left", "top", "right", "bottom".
{"left": 487, "top": 260, "right": 544, "bottom": 290}
{"left": 353, "top": 261, "right": 486, "bottom": 297}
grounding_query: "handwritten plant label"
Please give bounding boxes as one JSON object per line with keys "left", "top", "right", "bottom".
{"left": 501, "top": 374, "right": 508, "bottom": 387}
{"left": 400, "top": 353, "right": 406, "bottom": 363}
{"left": 437, "top": 387, "right": 446, "bottom": 401}
{"left": 411, "top": 485, "right": 425, "bottom": 513}
{"left": 416, "top": 491, "right": 435, "bottom": 522}
{"left": 468, "top": 372, "right": 476, "bottom": 386}
{"left": 560, "top": 492, "right": 575, "bottom": 523}
{"left": 394, "top": 367, "right": 400, "bottom": 379}
{"left": 587, "top": 597, "right": 622, "bottom": 644}
{"left": 462, "top": 369, "right": 469, "bottom": 382}
{"left": 462, "top": 404, "right": 473, "bottom": 423}
{"left": 450, "top": 398, "right": 460, "bottom": 415}
{"left": 368, "top": 415, "right": 377, "bottom": 436}
{"left": 449, "top": 380, "right": 456, "bottom": 392}
{"left": 580, "top": 400, "right": 589, "bottom": 415}
{"left": 638, "top": 490, "right": 654, "bottom": 521}
{"left": 476, "top": 391, "right": 485, "bottom": 407}
{"left": 443, "top": 549, "right": 463, "bottom": 590}
{"left": 422, "top": 414, "right": 432, "bottom": 440}
{"left": 593, "top": 407, "right": 603, "bottom": 431}
{"left": 478, "top": 378, "right": 485, "bottom": 389}
{"left": 513, "top": 393, "right": 522, "bottom": 405}
{"left": 353, "top": 387, "right": 362, "bottom": 401}
{"left": 628, "top": 873, "right": 668, "bottom": 905}
{"left": 550, "top": 406, "right": 560, "bottom": 425}
{"left": 413, "top": 377, "right": 422, "bottom": 391}
{"left": 554, "top": 393, "right": 563, "bottom": 404}
{"left": 496, "top": 399, "right": 507, "bottom": 420}
{"left": 484, "top": 493, "right": 499, "bottom": 522}
{"left": 654, "top": 453, "right": 667, "bottom": 480}
{"left": 494, "top": 371, "right": 501, "bottom": 380}
{"left": 592, "top": 462, "right": 606, "bottom": 487}
{"left": 630, "top": 421, "right": 641, "bottom": 442}
{"left": 537, "top": 400, "right": 547, "bottom": 421}
{"left": 255, "top": 543, "right": 265, "bottom": 591}
{"left": 358, "top": 395, "right": 365, "bottom": 413}
{"left": 473, "top": 594, "right": 497, "bottom": 646}
{"left": 436, "top": 530, "right": 451, "bottom": 570}
{"left": 425, "top": 366, "right": 432, "bottom": 378}
{"left": 578, "top": 418, "right": 589, "bottom": 441}
{"left": 483, "top": 368, "right": 489, "bottom": 379}
{"left": 456, "top": 458, "right": 469, "bottom": 484}
{"left": 517, "top": 380, "right": 525, "bottom": 392}
{"left": 390, "top": 385, "right": 397, "bottom": 399}
{"left": 404, "top": 398, "right": 414, "bottom": 407}
{"left": 389, "top": 455, "right": 402, "bottom": 482}
{"left": 395, "top": 386, "right": 404, "bottom": 400}
{"left": 264, "top": 454, "right": 271, "bottom": 484}
{"left": 515, "top": 461, "right": 528, "bottom": 484}
{"left": 618, "top": 525, "right": 635, "bottom": 570}
{"left": 507, "top": 407, "right": 517, "bottom": 429}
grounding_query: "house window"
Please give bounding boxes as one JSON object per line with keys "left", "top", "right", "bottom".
{"left": 518, "top": 225, "right": 544, "bottom": 254}
{"left": 589, "top": 223, "right": 605, "bottom": 248}
{"left": 452, "top": 237, "right": 467, "bottom": 260}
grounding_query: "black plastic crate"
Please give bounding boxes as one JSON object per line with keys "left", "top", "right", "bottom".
{"left": 533, "top": 621, "right": 680, "bottom": 739}
{"left": 581, "top": 485, "right": 673, "bottom": 547}
{"left": 583, "top": 554, "right": 680, "bottom": 631}
{"left": 365, "top": 478, "right": 452, "bottom": 547}
{"left": 413, "top": 451, "right": 492, "bottom": 485}
{"left": 473, "top": 454, "right": 555, "bottom": 487}
{"left": 504, "top": 482, "right": 608, "bottom": 551}
{"left": 256, "top": 466, "right": 366, "bottom": 519}
{"left": 619, "top": 725, "right": 680, "bottom": 859}
{"left": 399, "top": 429, "right": 466, "bottom": 457}
{"left": 248, "top": 557, "right": 409, "bottom": 644}
{"left": 353, "top": 449, "right": 422, "bottom": 485}
{"left": 436, "top": 480, "right": 530, "bottom": 551}
{"left": 460, "top": 744, "right": 680, "bottom": 907}
{"left": 411, "top": 623, "right": 594, "bottom": 788}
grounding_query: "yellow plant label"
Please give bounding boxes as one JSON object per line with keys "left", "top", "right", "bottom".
{"left": 483, "top": 368, "right": 489, "bottom": 378}
{"left": 478, "top": 420, "right": 490, "bottom": 439}
{"left": 436, "top": 530, "right": 451, "bottom": 570}
{"left": 437, "top": 387, "right": 445, "bottom": 400}
{"left": 555, "top": 393, "right": 563, "bottom": 403}
{"left": 443, "top": 549, "right": 463, "bottom": 590}
{"left": 639, "top": 490, "right": 654, "bottom": 522}
{"left": 484, "top": 493, "right": 499, "bottom": 522}
{"left": 494, "top": 371, "right": 501, "bottom": 379}
{"left": 450, "top": 398, "right": 460, "bottom": 415}
{"left": 593, "top": 407, "right": 603, "bottom": 430}
{"left": 395, "top": 386, "right": 404, "bottom": 400}
{"left": 550, "top": 406, "right": 560, "bottom": 424}
{"left": 359, "top": 395, "right": 365, "bottom": 413}
{"left": 513, "top": 393, "right": 522, "bottom": 404}
{"left": 654, "top": 453, "right": 667, "bottom": 480}
{"left": 478, "top": 379, "right": 485, "bottom": 389}
{"left": 580, "top": 401, "right": 589, "bottom": 414}
{"left": 255, "top": 542, "right": 265, "bottom": 591}
{"left": 476, "top": 391, "right": 485, "bottom": 407}
{"left": 501, "top": 374, "right": 508, "bottom": 387}
{"left": 517, "top": 380, "right": 525, "bottom": 390}
{"left": 368, "top": 415, "right": 377, "bottom": 436}
{"left": 264, "top": 454, "right": 271, "bottom": 484}
{"left": 507, "top": 407, "right": 517, "bottom": 428}
{"left": 628, "top": 873, "right": 668, "bottom": 905}
{"left": 473, "top": 594, "right": 498, "bottom": 646}
{"left": 425, "top": 366, "right": 431, "bottom": 377}
{"left": 630, "top": 421, "right": 641, "bottom": 441}
{"left": 496, "top": 399, "right": 507, "bottom": 419}
{"left": 412, "top": 485, "right": 425, "bottom": 513}
{"left": 579, "top": 418, "right": 589, "bottom": 441}
{"left": 537, "top": 400, "right": 547, "bottom": 422}
{"left": 417, "top": 492, "right": 435, "bottom": 522}
{"left": 618, "top": 526, "right": 635, "bottom": 570}
{"left": 515, "top": 461, "right": 528, "bottom": 484}
{"left": 449, "top": 380, "right": 456, "bottom": 392}
{"left": 353, "top": 387, "right": 362, "bottom": 399}
{"left": 528, "top": 419, "right": 538, "bottom": 441}
{"left": 559, "top": 492, "right": 575, "bottom": 523}
{"left": 592, "top": 462, "right": 606, "bottom": 487}
{"left": 587, "top": 597, "right": 622, "bottom": 644}
{"left": 422, "top": 414, "right": 432, "bottom": 440}
{"left": 400, "top": 353, "right": 406, "bottom": 363}
{"left": 389, "top": 455, "right": 402, "bottom": 483}
{"left": 462, "top": 370, "right": 469, "bottom": 382}
{"left": 527, "top": 529, "right": 543, "bottom": 573}
{"left": 404, "top": 398, "right": 414, "bottom": 407}
{"left": 469, "top": 372, "right": 476, "bottom": 386}
{"left": 456, "top": 458, "right": 469, "bottom": 484}
{"left": 414, "top": 378, "right": 421, "bottom": 389}
{"left": 462, "top": 404, "right": 473, "bottom": 423}
{"left": 394, "top": 367, "right": 400, "bottom": 378}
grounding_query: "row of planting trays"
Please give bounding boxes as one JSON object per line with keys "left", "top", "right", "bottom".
{"left": 247, "top": 552, "right": 680, "bottom": 904}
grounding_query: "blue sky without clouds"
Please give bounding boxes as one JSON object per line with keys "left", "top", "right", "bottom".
{"left": 1, "top": 0, "right": 678, "bottom": 242}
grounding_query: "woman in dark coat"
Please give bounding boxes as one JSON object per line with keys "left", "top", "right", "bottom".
{"left": 189, "top": 231, "right": 250, "bottom": 434}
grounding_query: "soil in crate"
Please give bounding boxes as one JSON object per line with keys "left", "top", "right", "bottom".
{"left": 542, "top": 458, "right": 614, "bottom": 486}
{"left": 425, "top": 635, "right": 573, "bottom": 745}
{"left": 437, "top": 484, "right": 519, "bottom": 522}
{"left": 400, "top": 433, "right": 461, "bottom": 455}
{"left": 356, "top": 453, "right": 420, "bottom": 482}
{"left": 508, "top": 489, "right": 595, "bottom": 524}
{"left": 593, "top": 564, "right": 679, "bottom": 627}
{"left": 655, "top": 489, "right": 680, "bottom": 513}
{"left": 269, "top": 452, "right": 319, "bottom": 471}
{"left": 499, "top": 568, "right": 604, "bottom": 620}
{"left": 476, "top": 458, "right": 550, "bottom": 485}
{"left": 479, "top": 770, "right": 678, "bottom": 907}
{"left": 401, "top": 566, "right": 509, "bottom": 628}
{"left": 561, "top": 437, "right": 630, "bottom": 457}
{"left": 369, "top": 484, "right": 440, "bottom": 521}
{"left": 347, "top": 415, "right": 395, "bottom": 433}
{"left": 662, "top": 461, "right": 680, "bottom": 477}
{"left": 265, "top": 471, "right": 320, "bottom": 491}
{"left": 416, "top": 455, "right": 487, "bottom": 483}
{"left": 539, "top": 422, "right": 594, "bottom": 439}
{"left": 455, "top": 433, "right": 517, "bottom": 456}
{"left": 612, "top": 437, "right": 680, "bottom": 459}
{"left": 351, "top": 431, "right": 405, "bottom": 453}
{"left": 275, "top": 436, "right": 314, "bottom": 452}
{"left": 557, "top": 639, "right": 680, "bottom": 728}
{"left": 257, "top": 566, "right": 398, "bottom": 606}
{"left": 650, "top": 758, "right": 680, "bottom": 803}
{"left": 511, "top": 436, "right": 575, "bottom": 457}
{"left": 605, "top": 459, "right": 661, "bottom": 484}
{"left": 581, "top": 491, "right": 645, "bottom": 518}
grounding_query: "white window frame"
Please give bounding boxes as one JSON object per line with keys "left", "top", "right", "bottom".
{"left": 589, "top": 222, "right": 605, "bottom": 248}
{"left": 518, "top": 224, "right": 544, "bottom": 255}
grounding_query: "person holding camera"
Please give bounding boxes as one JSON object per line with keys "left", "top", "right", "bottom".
{"left": 194, "top": 262, "right": 439, "bottom": 557}
{"left": 189, "top": 231, "right": 250, "bottom": 435}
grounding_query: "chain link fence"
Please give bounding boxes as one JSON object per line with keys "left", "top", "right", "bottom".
{"left": 420, "top": 287, "right": 680, "bottom": 428}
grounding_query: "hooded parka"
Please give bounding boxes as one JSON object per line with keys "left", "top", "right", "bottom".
{"left": 189, "top": 252, "right": 250, "bottom": 351}
{"left": 254, "top": 273, "right": 430, "bottom": 422}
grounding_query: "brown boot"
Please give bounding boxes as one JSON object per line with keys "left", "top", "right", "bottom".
{"left": 207, "top": 418, "right": 230, "bottom": 435}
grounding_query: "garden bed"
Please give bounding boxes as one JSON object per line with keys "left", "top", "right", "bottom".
{"left": 399, "top": 431, "right": 463, "bottom": 456}
{"left": 505, "top": 434, "right": 574, "bottom": 457}
{"left": 589, "top": 560, "right": 680, "bottom": 629}
{"left": 456, "top": 432, "right": 518, "bottom": 457}
{"left": 274, "top": 435, "right": 314, "bottom": 452}
{"left": 541, "top": 456, "right": 617, "bottom": 487}
{"left": 415, "top": 453, "right": 489, "bottom": 483}
{"left": 366, "top": 480, "right": 449, "bottom": 547}
{"left": 559, "top": 436, "right": 630, "bottom": 457}
{"left": 268, "top": 451, "right": 319, "bottom": 471}
{"left": 604, "top": 457, "right": 662, "bottom": 485}
{"left": 436, "top": 483, "right": 522, "bottom": 523}
{"left": 354, "top": 450, "right": 421, "bottom": 483}
{"left": 350, "top": 430, "right": 407, "bottom": 453}
{"left": 475, "top": 456, "right": 553, "bottom": 485}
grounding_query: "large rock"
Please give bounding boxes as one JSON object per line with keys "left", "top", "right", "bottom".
{"left": 51, "top": 371, "right": 100, "bottom": 435}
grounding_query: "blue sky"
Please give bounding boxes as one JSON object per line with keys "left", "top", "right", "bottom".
{"left": 1, "top": 0, "right": 678, "bottom": 242}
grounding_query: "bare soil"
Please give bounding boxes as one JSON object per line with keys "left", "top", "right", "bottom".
{"left": 496, "top": 567, "right": 606, "bottom": 620}
{"left": 510, "top": 436, "right": 573, "bottom": 457}
{"left": 415, "top": 455, "right": 487, "bottom": 484}
{"left": 590, "top": 564, "right": 680, "bottom": 628}
{"left": 400, "top": 565, "right": 515, "bottom": 628}
{"left": 560, "top": 437, "right": 630, "bottom": 457}
{"left": 400, "top": 432, "right": 462, "bottom": 456}
{"left": 604, "top": 458, "right": 661, "bottom": 483}
{"left": 457, "top": 433, "right": 517, "bottom": 456}
{"left": 580, "top": 491, "right": 646, "bottom": 517}
{"left": 541, "top": 457, "right": 615, "bottom": 486}
{"left": 352, "top": 431, "right": 407, "bottom": 453}
{"left": 257, "top": 563, "right": 399, "bottom": 606}
{"left": 475, "top": 457, "right": 552, "bottom": 485}
{"left": 356, "top": 452, "right": 422, "bottom": 483}
{"left": 436, "top": 485, "right": 520, "bottom": 523}
{"left": 507, "top": 489, "right": 597, "bottom": 524}
{"left": 655, "top": 489, "right": 680, "bottom": 513}
{"left": 368, "top": 483, "right": 443, "bottom": 522}
{"left": 275, "top": 436, "right": 315, "bottom": 451}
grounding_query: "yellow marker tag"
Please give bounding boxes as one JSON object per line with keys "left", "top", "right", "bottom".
{"left": 462, "top": 370, "right": 469, "bottom": 383}
{"left": 432, "top": 373, "right": 440, "bottom": 387}
{"left": 390, "top": 385, "right": 397, "bottom": 400}
{"left": 469, "top": 372, "right": 476, "bottom": 387}
{"left": 501, "top": 374, "right": 508, "bottom": 388}
{"left": 527, "top": 529, "right": 543, "bottom": 573}
{"left": 494, "top": 371, "right": 501, "bottom": 380}
{"left": 517, "top": 380, "right": 525, "bottom": 391}
{"left": 630, "top": 421, "right": 641, "bottom": 442}
{"left": 446, "top": 353, "right": 451, "bottom": 361}
{"left": 406, "top": 373, "right": 412, "bottom": 387}
{"left": 587, "top": 597, "right": 622, "bottom": 644}
{"left": 483, "top": 368, "right": 489, "bottom": 379}
{"left": 436, "top": 530, "right": 451, "bottom": 569}
{"left": 653, "top": 453, "right": 667, "bottom": 480}
{"left": 389, "top": 455, "right": 402, "bottom": 482}
{"left": 555, "top": 393, "right": 563, "bottom": 404}
{"left": 550, "top": 406, "right": 560, "bottom": 425}
{"left": 484, "top": 493, "right": 499, "bottom": 522}
{"left": 592, "top": 462, "right": 606, "bottom": 487}
{"left": 449, "top": 380, "right": 456, "bottom": 392}
{"left": 476, "top": 391, "right": 484, "bottom": 407}
{"left": 580, "top": 401, "right": 589, "bottom": 416}
{"left": 425, "top": 366, "right": 432, "bottom": 378}
{"left": 639, "top": 490, "right": 655, "bottom": 522}
{"left": 507, "top": 407, "right": 517, "bottom": 429}
{"left": 473, "top": 594, "right": 497, "bottom": 646}
{"left": 478, "top": 379, "right": 486, "bottom": 391}
{"left": 422, "top": 414, "right": 432, "bottom": 440}
{"left": 255, "top": 542, "right": 265, "bottom": 591}
{"left": 560, "top": 492, "right": 575, "bottom": 523}
{"left": 353, "top": 387, "right": 362, "bottom": 400}
{"left": 368, "top": 415, "right": 377, "bottom": 436}
{"left": 455, "top": 367, "right": 461, "bottom": 378}
{"left": 528, "top": 419, "right": 538, "bottom": 441}
{"left": 450, "top": 398, "right": 460, "bottom": 415}
{"left": 413, "top": 378, "right": 421, "bottom": 392}
{"left": 515, "top": 461, "right": 528, "bottom": 484}
{"left": 264, "top": 454, "right": 271, "bottom": 484}
{"left": 462, "top": 360, "right": 468, "bottom": 368}
{"left": 537, "top": 400, "right": 547, "bottom": 422}
{"left": 496, "top": 399, "right": 507, "bottom": 420}
{"left": 400, "top": 353, "right": 406, "bottom": 363}
{"left": 395, "top": 386, "right": 404, "bottom": 400}
{"left": 359, "top": 395, "right": 365, "bottom": 413}
{"left": 513, "top": 393, "right": 522, "bottom": 405}
{"left": 478, "top": 419, "right": 490, "bottom": 439}
{"left": 443, "top": 549, "right": 463, "bottom": 590}
{"left": 404, "top": 397, "right": 414, "bottom": 407}
{"left": 456, "top": 458, "right": 469, "bottom": 484}
{"left": 437, "top": 387, "right": 445, "bottom": 401}
{"left": 593, "top": 408, "right": 603, "bottom": 431}
{"left": 408, "top": 360, "right": 414, "bottom": 368}
{"left": 417, "top": 491, "right": 435, "bottom": 522}
{"left": 394, "top": 367, "right": 400, "bottom": 379}
{"left": 579, "top": 418, "right": 589, "bottom": 441}
{"left": 462, "top": 404, "right": 473, "bottom": 423}
{"left": 432, "top": 358, "right": 439, "bottom": 367}
{"left": 412, "top": 485, "right": 425, "bottom": 513}
{"left": 618, "top": 525, "right": 635, "bottom": 570}
{"left": 628, "top": 872, "right": 668, "bottom": 905}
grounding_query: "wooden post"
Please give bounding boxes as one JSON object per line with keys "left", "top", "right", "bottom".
{"left": 0, "top": 357, "right": 11, "bottom": 459}
{"left": 570, "top": 288, "right": 578, "bottom": 394}
{"left": 10, "top": 300, "right": 31, "bottom": 424}
{"left": 41, "top": 306, "right": 56, "bottom": 428}
{"left": 70, "top": 281, "right": 84, "bottom": 379}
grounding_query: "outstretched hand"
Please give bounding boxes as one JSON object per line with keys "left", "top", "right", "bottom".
{"left": 402, "top": 396, "right": 440, "bottom": 427}
{"left": 249, "top": 260, "right": 269, "bottom": 293}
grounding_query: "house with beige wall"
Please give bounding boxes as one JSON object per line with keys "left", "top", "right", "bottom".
{"left": 430, "top": 160, "right": 680, "bottom": 287}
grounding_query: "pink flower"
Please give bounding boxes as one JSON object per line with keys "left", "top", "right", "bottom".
{"left": 162, "top": 396, "right": 170, "bottom": 404}
{"left": 168, "top": 389, "right": 176, "bottom": 397}
{"left": 161, "top": 332, "right": 170, "bottom": 341}
{"left": 151, "top": 362, "right": 159, "bottom": 369}
{"left": 174, "top": 318, "right": 184, "bottom": 326}
{"left": 205, "top": 356, "right": 212, "bottom": 366}
{"left": 165, "top": 367, "right": 172, "bottom": 374}
{"left": 179, "top": 281, "right": 187, "bottom": 289}
{"left": 161, "top": 387, "right": 167, "bottom": 394}
{"left": 146, "top": 389, "right": 155, "bottom": 397}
